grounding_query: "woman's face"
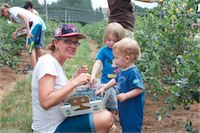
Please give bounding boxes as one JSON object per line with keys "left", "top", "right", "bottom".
{"left": 56, "top": 36, "right": 80, "bottom": 61}
{"left": 1, "top": 8, "right": 9, "bottom": 18}
{"left": 105, "top": 34, "right": 118, "bottom": 49}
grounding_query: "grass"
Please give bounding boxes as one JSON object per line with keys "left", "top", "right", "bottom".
{"left": 0, "top": 76, "right": 32, "bottom": 132}
{"left": 0, "top": 41, "right": 94, "bottom": 132}
{"left": 64, "top": 40, "right": 95, "bottom": 77}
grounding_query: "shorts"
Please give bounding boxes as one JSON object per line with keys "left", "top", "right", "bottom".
{"left": 125, "top": 28, "right": 134, "bottom": 38}
{"left": 38, "top": 30, "right": 45, "bottom": 49}
{"left": 105, "top": 86, "right": 118, "bottom": 111}
{"left": 55, "top": 113, "right": 95, "bottom": 132}
{"left": 26, "top": 24, "right": 43, "bottom": 49}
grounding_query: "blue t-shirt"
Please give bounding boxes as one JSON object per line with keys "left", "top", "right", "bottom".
{"left": 96, "top": 46, "right": 115, "bottom": 83}
{"left": 115, "top": 66, "right": 145, "bottom": 132}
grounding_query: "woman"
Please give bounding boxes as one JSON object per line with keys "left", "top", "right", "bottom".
{"left": 31, "top": 23, "right": 113, "bottom": 133}
{"left": 0, "top": 4, "right": 46, "bottom": 71}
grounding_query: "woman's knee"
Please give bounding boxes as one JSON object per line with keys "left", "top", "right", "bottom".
{"left": 93, "top": 110, "right": 114, "bottom": 132}
{"left": 103, "top": 110, "right": 114, "bottom": 125}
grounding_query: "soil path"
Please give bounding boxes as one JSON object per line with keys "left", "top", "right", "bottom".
{"left": 0, "top": 43, "right": 199, "bottom": 132}
{"left": 0, "top": 50, "right": 31, "bottom": 102}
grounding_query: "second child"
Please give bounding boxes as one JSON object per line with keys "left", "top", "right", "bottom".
{"left": 96, "top": 38, "right": 145, "bottom": 133}
{"left": 90, "top": 22, "right": 125, "bottom": 129}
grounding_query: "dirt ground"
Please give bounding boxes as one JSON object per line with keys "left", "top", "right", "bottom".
{"left": 0, "top": 46, "right": 199, "bottom": 133}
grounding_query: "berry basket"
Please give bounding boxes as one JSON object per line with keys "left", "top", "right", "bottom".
{"left": 60, "top": 84, "right": 109, "bottom": 117}
{"left": 17, "top": 29, "right": 27, "bottom": 37}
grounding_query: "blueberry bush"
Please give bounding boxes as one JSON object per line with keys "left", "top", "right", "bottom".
{"left": 134, "top": 0, "right": 199, "bottom": 119}
{"left": 0, "top": 19, "right": 24, "bottom": 69}
{"left": 0, "top": 0, "right": 199, "bottom": 122}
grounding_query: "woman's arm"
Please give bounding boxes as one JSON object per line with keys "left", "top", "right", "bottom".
{"left": 38, "top": 73, "right": 90, "bottom": 110}
{"left": 12, "top": 27, "right": 26, "bottom": 39}
{"left": 17, "top": 13, "right": 32, "bottom": 38}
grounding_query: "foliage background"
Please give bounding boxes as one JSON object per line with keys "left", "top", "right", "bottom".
{"left": 0, "top": 0, "right": 199, "bottom": 132}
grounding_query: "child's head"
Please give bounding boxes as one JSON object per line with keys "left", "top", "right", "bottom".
{"left": 23, "top": 1, "right": 34, "bottom": 10}
{"left": 112, "top": 38, "right": 141, "bottom": 68}
{"left": 103, "top": 22, "right": 125, "bottom": 49}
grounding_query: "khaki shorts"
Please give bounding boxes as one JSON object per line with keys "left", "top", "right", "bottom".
{"left": 105, "top": 86, "right": 118, "bottom": 111}
{"left": 125, "top": 28, "right": 135, "bottom": 38}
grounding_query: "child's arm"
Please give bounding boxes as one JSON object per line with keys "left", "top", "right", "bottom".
{"left": 95, "top": 78, "right": 116, "bottom": 96}
{"left": 90, "top": 60, "right": 102, "bottom": 85}
{"left": 117, "top": 88, "right": 143, "bottom": 102}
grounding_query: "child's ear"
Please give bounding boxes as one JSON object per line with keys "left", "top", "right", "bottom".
{"left": 125, "top": 55, "right": 131, "bottom": 62}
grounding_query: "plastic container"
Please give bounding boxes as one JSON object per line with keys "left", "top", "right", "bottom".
{"left": 60, "top": 83, "right": 110, "bottom": 117}
{"left": 28, "top": 41, "right": 34, "bottom": 54}
{"left": 16, "top": 29, "right": 27, "bottom": 37}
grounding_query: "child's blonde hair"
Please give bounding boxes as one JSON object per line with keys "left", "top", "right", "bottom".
{"left": 113, "top": 37, "right": 141, "bottom": 62}
{"left": 103, "top": 22, "right": 125, "bottom": 44}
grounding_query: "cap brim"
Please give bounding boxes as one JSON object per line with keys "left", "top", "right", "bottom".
{"left": 59, "top": 32, "right": 87, "bottom": 39}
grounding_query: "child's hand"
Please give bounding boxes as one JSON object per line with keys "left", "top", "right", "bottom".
{"left": 95, "top": 88, "right": 105, "bottom": 97}
{"left": 116, "top": 93, "right": 127, "bottom": 102}
{"left": 89, "top": 75, "right": 96, "bottom": 87}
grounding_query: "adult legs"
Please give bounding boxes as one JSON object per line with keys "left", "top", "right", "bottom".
{"left": 93, "top": 110, "right": 114, "bottom": 133}
{"left": 30, "top": 24, "right": 43, "bottom": 66}
{"left": 36, "top": 48, "right": 43, "bottom": 61}
{"left": 125, "top": 28, "right": 134, "bottom": 38}
{"left": 36, "top": 30, "right": 45, "bottom": 60}
{"left": 25, "top": 44, "right": 37, "bottom": 67}
{"left": 30, "top": 47, "right": 37, "bottom": 67}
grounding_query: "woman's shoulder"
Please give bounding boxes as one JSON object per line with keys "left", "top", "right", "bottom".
{"left": 38, "top": 54, "right": 56, "bottom": 64}
{"left": 39, "top": 54, "right": 51, "bottom": 59}
{"left": 35, "top": 54, "right": 61, "bottom": 73}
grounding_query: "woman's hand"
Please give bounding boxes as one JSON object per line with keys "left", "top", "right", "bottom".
{"left": 74, "top": 65, "right": 88, "bottom": 78}
{"left": 26, "top": 31, "right": 33, "bottom": 39}
{"left": 12, "top": 31, "right": 17, "bottom": 39}
{"left": 72, "top": 73, "right": 90, "bottom": 86}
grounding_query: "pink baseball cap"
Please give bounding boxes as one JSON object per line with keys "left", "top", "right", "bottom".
{"left": 54, "top": 24, "right": 87, "bottom": 39}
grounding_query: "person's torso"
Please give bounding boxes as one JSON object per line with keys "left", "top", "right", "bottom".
{"left": 96, "top": 46, "right": 115, "bottom": 83}
{"left": 115, "top": 66, "right": 145, "bottom": 132}
{"left": 31, "top": 54, "right": 67, "bottom": 132}
{"left": 9, "top": 7, "right": 41, "bottom": 28}
{"left": 108, "top": 0, "right": 135, "bottom": 31}
{"left": 116, "top": 66, "right": 144, "bottom": 93}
